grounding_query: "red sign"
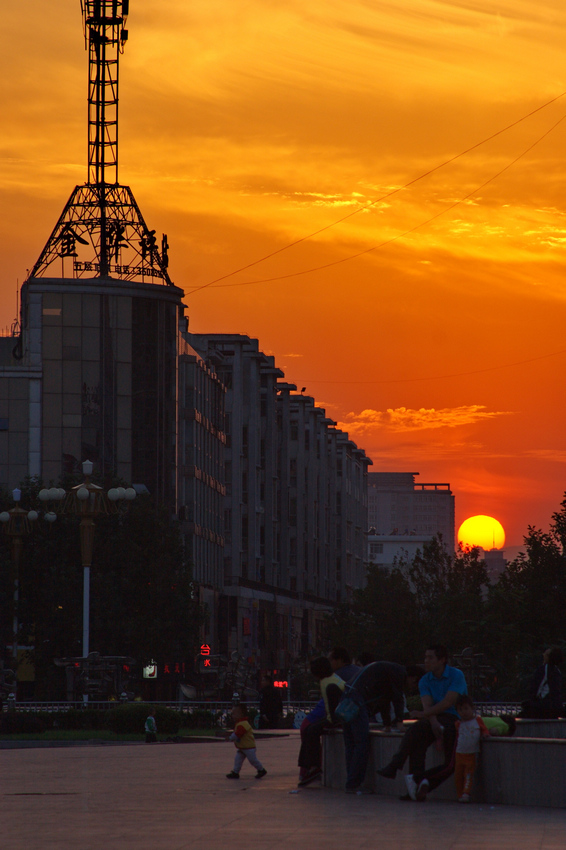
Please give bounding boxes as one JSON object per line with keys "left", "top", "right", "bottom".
{"left": 200, "top": 644, "right": 211, "bottom": 656}
{"left": 273, "top": 680, "right": 288, "bottom": 688}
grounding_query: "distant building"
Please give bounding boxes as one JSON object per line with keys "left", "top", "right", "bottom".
{"left": 483, "top": 548, "right": 507, "bottom": 582}
{"left": 368, "top": 472, "right": 455, "bottom": 550}
{"left": 368, "top": 532, "right": 435, "bottom": 571}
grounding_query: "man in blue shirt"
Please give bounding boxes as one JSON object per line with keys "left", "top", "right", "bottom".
{"left": 377, "top": 645, "right": 467, "bottom": 796}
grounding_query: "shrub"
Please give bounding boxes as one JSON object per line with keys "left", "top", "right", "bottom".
{"left": 56, "top": 709, "right": 108, "bottom": 731}
{"left": 0, "top": 713, "right": 47, "bottom": 734}
{"left": 280, "top": 711, "right": 296, "bottom": 729}
{"left": 106, "top": 703, "right": 182, "bottom": 735}
{"left": 181, "top": 708, "right": 223, "bottom": 729}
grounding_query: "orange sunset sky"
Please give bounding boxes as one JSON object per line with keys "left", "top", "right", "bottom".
{"left": 2, "top": 0, "right": 566, "bottom": 553}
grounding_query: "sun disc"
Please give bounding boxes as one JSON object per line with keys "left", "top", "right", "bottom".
{"left": 458, "top": 515, "right": 505, "bottom": 550}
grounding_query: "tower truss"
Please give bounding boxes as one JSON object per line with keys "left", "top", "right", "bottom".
{"left": 29, "top": 0, "right": 172, "bottom": 285}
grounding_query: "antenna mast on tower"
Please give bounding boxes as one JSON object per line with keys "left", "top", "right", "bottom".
{"left": 29, "top": 1, "right": 172, "bottom": 285}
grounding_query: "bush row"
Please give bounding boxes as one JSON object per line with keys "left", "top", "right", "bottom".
{"left": 1, "top": 704, "right": 190, "bottom": 735}
{"left": 0, "top": 704, "right": 300, "bottom": 735}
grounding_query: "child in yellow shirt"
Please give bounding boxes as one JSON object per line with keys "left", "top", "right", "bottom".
{"left": 226, "top": 705, "right": 267, "bottom": 779}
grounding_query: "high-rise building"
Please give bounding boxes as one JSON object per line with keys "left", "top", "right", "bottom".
{"left": 1, "top": 2, "right": 183, "bottom": 507}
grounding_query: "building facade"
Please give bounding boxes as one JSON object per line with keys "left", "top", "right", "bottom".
{"left": 188, "top": 333, "right": 371, "bottom": 669}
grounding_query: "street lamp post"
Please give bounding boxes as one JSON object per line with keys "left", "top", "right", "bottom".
{"left": 53, "top": 460, "right": 136, "bottom": 664}
{"left": 0, "top": 487, "right": 63, "bottom": 692}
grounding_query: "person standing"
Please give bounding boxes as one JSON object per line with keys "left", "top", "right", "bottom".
{"left": 225, "top": 704, "right": 267, "bottom": 779}
{"left": 340, "top": 661, "right": 407, "bottom": 794}
{"left": 329, "top": 647, "right": 361, "bottom": 684}
{"left": 258, "top": 674, "right": 283, "bottom": 728}
{"left": 145, "top": 713, "right": 157, "bottom": 743}
{"left": 377, "top": 645, "right": 467, "bottom": 791}
{"left": 520, "top": 646, "right": 563, "bottom": 719}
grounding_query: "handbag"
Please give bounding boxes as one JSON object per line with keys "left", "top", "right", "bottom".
{"left": 334, "top": 695, "right": 360, "bottom": 723}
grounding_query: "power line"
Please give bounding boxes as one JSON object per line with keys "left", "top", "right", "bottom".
{"left": 187, "top": 91, "right": 566, "bottom": 296}
{"left": 297, "top": 346, "right": 566, "bottom": 386}
{"left": 188, "top": 110, "right": 566, "bottom": 291}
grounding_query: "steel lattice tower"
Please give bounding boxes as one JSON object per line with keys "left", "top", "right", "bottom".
{"left": 29, "top": 0, "right": 172, "bottom": 285}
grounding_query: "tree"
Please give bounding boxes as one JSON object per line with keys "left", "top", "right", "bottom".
{"left": 485, "top": 495, "right": 566, "bottom": 694}
{"left": 406, "top": 535, "right": 489, "bottom": 652}
{"left": 326, "top": 564, "right": 420, "bottom": 665}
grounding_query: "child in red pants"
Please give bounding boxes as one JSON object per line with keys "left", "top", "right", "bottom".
{"left": 454, "top": 695, "right": 490, "bottom": 802}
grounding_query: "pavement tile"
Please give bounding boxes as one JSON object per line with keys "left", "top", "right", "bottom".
{"left": 2, "top": 736, "right": 565, "bottom": 849}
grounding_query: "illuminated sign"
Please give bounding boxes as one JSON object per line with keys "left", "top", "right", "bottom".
{"left": 200, "top": 644, "right": 211, "bottom": 656}
{"left": 273, "top": 680, "right": 288, "bottom": 688}
{"left": 143, "top": 664, "right": 157, "bottom": 679}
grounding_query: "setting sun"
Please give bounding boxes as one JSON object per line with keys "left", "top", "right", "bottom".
{"left": 458, "top": 515, "right": 506, "bottom": 551}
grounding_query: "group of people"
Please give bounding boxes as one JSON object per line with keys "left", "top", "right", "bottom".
{"left": 299, "top": 644, "right": 520, "bottom": 802}
{"left": 215, "top": 642, "right": 562, "bottom": 796}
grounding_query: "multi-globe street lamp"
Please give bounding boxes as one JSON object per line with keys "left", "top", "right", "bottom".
{"left": 44, "top": 460, "right": 136, "bottom": 661}
{"left": 0, "top": 487, "right": 63, "bottom": 681}
{"left": 1, "top": 463, "right": 136, "bottom": 701}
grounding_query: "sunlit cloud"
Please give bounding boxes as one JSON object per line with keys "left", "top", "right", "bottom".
{"left": 337, "top": 405, "right": 512, "bottom": 434}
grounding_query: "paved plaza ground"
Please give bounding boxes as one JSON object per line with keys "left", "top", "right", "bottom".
{"left": 2, "top": 732, "right": 565, "bottom": 849}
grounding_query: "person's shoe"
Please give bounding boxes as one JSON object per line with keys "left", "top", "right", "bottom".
{"left": 255, "top": 768, "right": 267, "bottom": 779}
{"left": 458, "top": 794, "right": 470, "bottom": 803}
{"left": 405, "top": 774, "right": 418, "bottom": 801}
{"left": 226, "top": 771, "right": 240, "bottom": 779}
{"left": 356, "top": 788, "right": 374, "bottom": 795}
{"left": 399, "top": 793, "right": 413, "bottom": 801}
{"left": 298, "top": 768, "right": 322, "bottom": 786}
{"left": 416, "top": 779, "right": 429, "bottom": 802}
{"left": 376, "top": 763, "right": 397, "bottom": 779}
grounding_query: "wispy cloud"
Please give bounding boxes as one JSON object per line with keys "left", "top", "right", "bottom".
{"left": 337, "top": 405, "right": 512, "bottom": 434}
{"left": 523, "top": 449, "right": 566, "bottom": 463}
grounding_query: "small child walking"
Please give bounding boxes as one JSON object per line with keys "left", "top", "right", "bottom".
{"left": 226, "top": 705, "right": 267, "bottom": 779}
{"left": 454, "top": 695, "right": 490, "bottom": 802}
{"left": 145, "top": 713, "right": 157, "bottom": 743}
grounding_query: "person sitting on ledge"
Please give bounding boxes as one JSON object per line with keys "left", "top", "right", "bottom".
{"left": 297, "top": 656, "right": 345, "bottom": 787}
{"left": 377, "top": 644, "right": 467, "bottom": 799}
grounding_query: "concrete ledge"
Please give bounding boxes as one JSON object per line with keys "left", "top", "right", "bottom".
{"left": 323, "top": 729, "right": 566, "bottom": 808}
{"left": 514, "top": 718, "right": 566, "bottom": 738}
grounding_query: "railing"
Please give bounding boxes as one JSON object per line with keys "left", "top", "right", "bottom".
{"left": 2, "top": 700, "right": 523, "bottom": 718}
{"left": 473, "top": 702, "right": 521, "bottom": 716}
{"left": 1, "top": 700, "right": 318, "bottom": 715}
